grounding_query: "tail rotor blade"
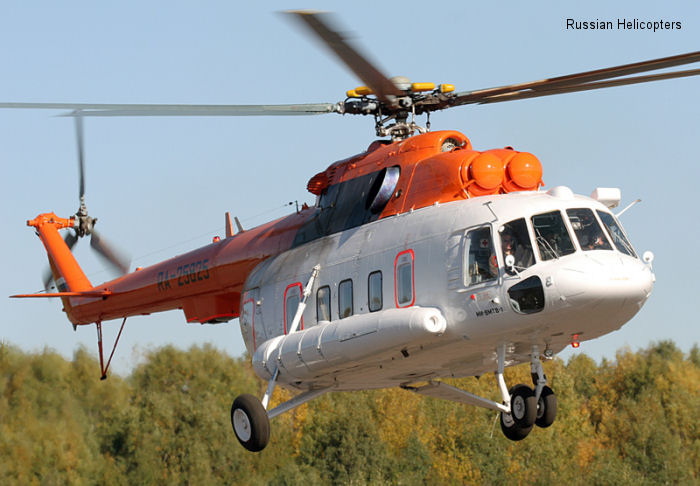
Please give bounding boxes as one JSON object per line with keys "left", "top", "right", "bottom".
{"left": 43, "top": 231, "right": 79, "bottom": 290}
{"left": 90, "top": 230, "right": 130, "bottom": 275}
{"left": 43, "top": 268, "right": 55, "bottom": 291}
{"left": 64, "top": 231, "right": 79, "bottom": 250}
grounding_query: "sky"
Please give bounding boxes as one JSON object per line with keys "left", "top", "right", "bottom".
{"left": 1, "top": 1, "right": 698, "bottom": 376}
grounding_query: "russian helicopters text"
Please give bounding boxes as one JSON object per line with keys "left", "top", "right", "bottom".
{"left": 4, "top": 12, "right": 699, "bottom": 451}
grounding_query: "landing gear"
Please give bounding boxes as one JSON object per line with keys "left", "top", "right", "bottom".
{"left": 405, "top": 344, "right": 559, "bottom": 442}
{"left": 500, "top": 382, "right": 557, "bottom": 440}
{"left": 499, "top": 384, "right": 536, "bottom": 441}
{"left": 231, "top": 266, "right": 325, "bottom": 452}
{"left": 231, "top": 394, "right": 270, "bottom": 452}
{"left": 500, "top": 409, "right": 532, "bottom": 441}
{"left": 535, "top": 385, "right": 557, "bottom": 428}
{"left": 531, "top": 349, "right": 557, "bottom": 429}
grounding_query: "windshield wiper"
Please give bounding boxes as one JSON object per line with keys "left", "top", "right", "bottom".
{"left": 536, "top": 234, "right": 560, "bottom": 259}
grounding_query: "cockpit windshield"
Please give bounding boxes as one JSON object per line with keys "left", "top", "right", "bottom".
{"left": 597, "top": 210, "right": 637, "bottom": 257}
{"left": 500, "top": 218, "right": 535, "bottom": 270}
{"left": 531, "top": 211, "right": 576, "bottom": 261}
{"left": 566, "top": 208, "right": 612, "bottom": 251}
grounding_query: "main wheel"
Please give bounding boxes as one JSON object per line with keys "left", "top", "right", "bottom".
{"left": 500, "top": 410, "right": 533, "bottom": 441}
{"left": 509, "top": 384, "right": 536, "bottom": 428}
{"left": 231, "top": 394, "right": 270, "bottom": 452}
{"left": 535, "top": 386, "right": 557, "bottom": 428}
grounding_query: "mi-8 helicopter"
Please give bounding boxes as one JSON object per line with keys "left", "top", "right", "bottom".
{"left": 4, "top": 11, "right": 698, "bottom": 451}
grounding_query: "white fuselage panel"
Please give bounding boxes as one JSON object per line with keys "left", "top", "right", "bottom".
{"left": 240, "top": 191, "right": 654, "bottom": 391}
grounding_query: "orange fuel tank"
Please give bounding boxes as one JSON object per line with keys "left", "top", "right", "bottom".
{"left": 485, "top": 148, "right": 543, "bottom": 192}
{"left": 460, "top": 151, "right": 505, "bottom": 196}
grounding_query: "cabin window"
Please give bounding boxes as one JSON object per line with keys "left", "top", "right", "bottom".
{"left": 284, "top": 283, "right": 303, "bottom": 333}
{"left": 566, "top": 208, "right": 612, "bottom": 251}
{"left": 597, "top": 211, "right": 637, "bottom": 257}
{"left": 317, "top": 286, "right": 331, "bottom": 321}
{"left": 395, "top": 249, "right": 415, "bottom": 307}
{"left": 531, "top": 211, "right": 576, "bottom": 261}
{"left": 338, "top": 279, "right": 353, "bottom": 319}
{"left": 368, "top": 271, "right": 383, "bottom": 312}
{"left": 465, "top": 227, "right": 497, "bottom": 284}
{"left": 500, "top": 219, "right": 535, "bottom": 270}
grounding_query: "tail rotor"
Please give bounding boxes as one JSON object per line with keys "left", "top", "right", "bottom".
{"left": 43, "top": 111, "right": 129, "bottom": 290}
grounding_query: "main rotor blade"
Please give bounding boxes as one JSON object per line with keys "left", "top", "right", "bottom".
{"left": 288, "top": 10, "right": 402, "bottom": 102}
{"left": 453, "top": 51, "right": 700, "bottom": 106}
{"left": 90, "top": 231, "right": 130, "bottom": 275}
{"left": 74, "top": 111, "right": 85, "bottom": 200}
{"left": 0, "top": 102, "right": 341, "bottom": 117}
{"left": 473, "top": 68, "right": 700, "bottom": 105}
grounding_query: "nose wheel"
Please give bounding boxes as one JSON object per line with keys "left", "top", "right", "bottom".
{"left": 499, "top": 347, "right": 558, "bottom": 441}
{"left": 535, "top": 385, "right": 557, "bottom": 428}
{"left": 499, "top": 384, "right": 536, "bottom": 441}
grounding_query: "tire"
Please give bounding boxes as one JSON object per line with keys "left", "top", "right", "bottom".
{"left": 535, "top": 386, "right": 557, "bottom": 428}
{"left": 500, "top": 410, "right": 533, "bottom": 441}
{"left": 231, "top": 394, "right": 270, "bottom": 452}
{"left": 509, "top": 384, "right": 536, "bottom": 428}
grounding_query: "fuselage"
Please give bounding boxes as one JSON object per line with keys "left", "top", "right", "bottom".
{"left": 243, "top": 189, "right": 654, "bottom": 391}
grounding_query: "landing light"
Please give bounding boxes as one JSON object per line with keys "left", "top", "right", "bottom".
{"left": 571, "top": 333, "right": 581, "bottom": 348}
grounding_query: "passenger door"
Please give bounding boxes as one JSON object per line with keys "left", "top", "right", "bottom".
{"left": 240, "top": 288, "right": 264, "bottom": 351}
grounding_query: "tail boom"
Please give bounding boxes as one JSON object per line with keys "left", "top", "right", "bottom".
{"left": 28, "top": 213, "right": 92, "bottom": 292}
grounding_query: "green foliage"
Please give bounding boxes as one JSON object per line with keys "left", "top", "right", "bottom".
{"left": 0, "top": 340, "right": 697, "bottom": 485}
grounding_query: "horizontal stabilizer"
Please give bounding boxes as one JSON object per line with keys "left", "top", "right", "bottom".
{"left": 11, "top": 290, "right": 114, "bottom": 299}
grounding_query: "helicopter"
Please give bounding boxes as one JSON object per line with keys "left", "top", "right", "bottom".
{"left": 3, "top": 11, "right": 699, "bottom": 452}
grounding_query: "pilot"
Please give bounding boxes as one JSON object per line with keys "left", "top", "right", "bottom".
{"left": 583, "top": 233, "right": 605, "bottom": 250}
{"left": 501, "top": 230, "right": 534, "bottom": 270}
{"left": 578, "top": 213, "right": 607, "bottom": 250}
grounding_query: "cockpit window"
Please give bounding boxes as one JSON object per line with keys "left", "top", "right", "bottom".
{"left": 566, "top": 208, "right": 612, "bottom": 251}
{"left": 465, "top": 226, "right": 498, "bottom": 285}
{"left": 531, "top": 211, "right": 576, "bottom": 261}
{"left": 597, "top": 211, "right": 637, "bottom": 257}
{"left": 500, "top": 219, "right": 535, "bottom": 271}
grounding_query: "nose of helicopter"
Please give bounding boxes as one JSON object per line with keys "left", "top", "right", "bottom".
{"left": 553, "top": 252, "right": 654, "bottom": 326}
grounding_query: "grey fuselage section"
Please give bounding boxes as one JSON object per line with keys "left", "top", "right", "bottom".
{"left": 240, "top": 191, "right": 653, "bottom": 391}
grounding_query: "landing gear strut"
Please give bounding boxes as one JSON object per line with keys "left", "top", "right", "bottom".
{"left": 231, "top": 266, "right": 329, "bottom": 452}
{"left": 530, "top": 347, "right": 557, "bottom": 429}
